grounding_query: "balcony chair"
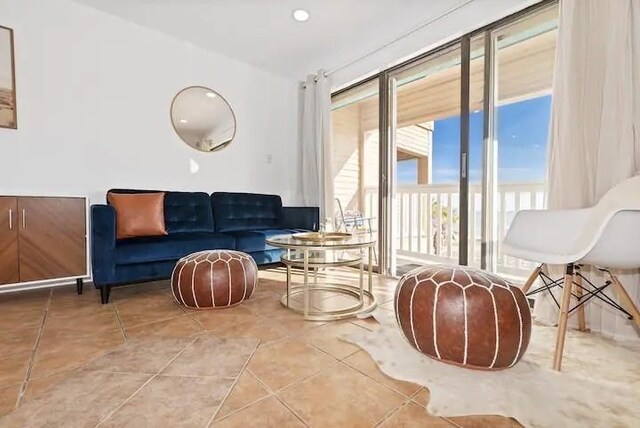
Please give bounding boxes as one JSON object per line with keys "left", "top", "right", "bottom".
{"left": 334, "top": 198, "right": 378, "bottom": 264}
{"left": 502, "top": 175, "right": 640, "bottom": 371}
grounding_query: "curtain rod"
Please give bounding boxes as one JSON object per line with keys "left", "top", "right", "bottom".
{"left": 300, "top": 71, "right": 328, "bottom": 89}
{"left": 325, "top": 0, "right": 476, "bottom": 77}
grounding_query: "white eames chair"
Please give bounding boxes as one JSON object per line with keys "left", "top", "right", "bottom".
{"left": 503, "top": 175, "right": 640, "bottom": 371}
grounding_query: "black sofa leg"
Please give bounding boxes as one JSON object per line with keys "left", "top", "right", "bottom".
{"left": 100, "top": 285, "right": 111, "bottom": 304}
{"left": 76, "top": 278, "right": 84, "bottom": 295}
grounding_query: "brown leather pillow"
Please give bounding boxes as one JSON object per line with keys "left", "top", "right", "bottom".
{"left": 107, "top": 192, "right": 168, "bottom": 239}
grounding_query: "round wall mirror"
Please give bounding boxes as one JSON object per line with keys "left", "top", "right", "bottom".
{"left": 170, "top": 86, "right": 236, "bottom": 152}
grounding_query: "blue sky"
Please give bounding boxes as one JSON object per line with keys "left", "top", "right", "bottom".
{"left": 397, "top": 95, "right": 551, "bottom": 184}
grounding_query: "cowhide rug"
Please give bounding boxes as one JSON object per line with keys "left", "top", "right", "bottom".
{"left": 342, "top": 309, "right": 640, "bottom": 428}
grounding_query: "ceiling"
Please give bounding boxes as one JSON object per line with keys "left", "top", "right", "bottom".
{"left": 72, "top": 0, "right": 465, "bottom": 79}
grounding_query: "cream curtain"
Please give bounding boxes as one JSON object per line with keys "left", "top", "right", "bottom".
{"left": 300, "top": 70, "right": 334, "bottom": 222}
{"left": 539, "top": 0, "right": 640, "bottom": 340}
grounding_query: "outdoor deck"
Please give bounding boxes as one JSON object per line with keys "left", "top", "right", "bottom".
{"left": 363, "top": 181, "right": 546, "bottom": 279}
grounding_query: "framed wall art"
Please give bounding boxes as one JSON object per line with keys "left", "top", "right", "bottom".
{"left": 0, "top": 25, "right": 16, "bottom": 129}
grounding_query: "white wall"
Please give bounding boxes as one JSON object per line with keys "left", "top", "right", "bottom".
{"left": 0, "top": 0, "right": 300, "bottom": 205}
{"left": 327, "top": 0, "right": 541, "bottom": 90}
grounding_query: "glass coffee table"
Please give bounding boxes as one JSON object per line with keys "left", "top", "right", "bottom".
{"left": 266, "top": 233, "right": 377, "bottom": 321}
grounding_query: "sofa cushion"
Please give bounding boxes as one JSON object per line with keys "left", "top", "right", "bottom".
{"left": 226, "top": 229, "right": 303, "bottom": 253}
{"left": 211, "top": 192, "right": 283, "bottom": 232}
{"left": 108, "top": 189, "right": 215, "bottom": 233}
{"left": 107, "top": 192, "right": 168, "bottom": 239}
{"left": 164, "top": 192, "right": 215, "bottom": 233}
{"left": 115, "top": 232, "right": 235, "bottom": 265}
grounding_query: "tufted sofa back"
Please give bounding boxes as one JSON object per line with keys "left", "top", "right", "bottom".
{"left": 210, "top": 192, "right": 283, "bottom": 232}
{"left": 107, "top": 189, "right": 215, "bottom": 234}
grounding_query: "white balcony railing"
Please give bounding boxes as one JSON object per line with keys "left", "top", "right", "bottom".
{"left": 363, "top": 182, "right": 546, "bottom": 278}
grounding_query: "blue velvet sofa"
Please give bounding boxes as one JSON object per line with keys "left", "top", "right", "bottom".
{"left": 91, "top": 189, "right": 318, "bottom": 303}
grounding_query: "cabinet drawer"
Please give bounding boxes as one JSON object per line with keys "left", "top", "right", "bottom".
{"left": 17, "top": 197, "right": 86, "bottom": 283}
{"left": 0, "top": 196, "right": 19, "bottom": 285}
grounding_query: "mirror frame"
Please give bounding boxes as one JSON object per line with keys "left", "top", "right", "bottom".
{"left": 169, "top": 85, "right": 237, "bottom": 153}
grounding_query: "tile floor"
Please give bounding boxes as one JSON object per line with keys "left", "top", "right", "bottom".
{"left": 1, "top": 336, "right": 258, "bottom": 427}
{"left": 0, "top": 269, "right": 521, "bottom": 427}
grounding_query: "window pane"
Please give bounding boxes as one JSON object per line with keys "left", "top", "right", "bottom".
{"left": 391, "top": 45, "right": 462, "bottom": 275}
{"left": 492, "top": 4, "right": 559, "bottom": 278}
{"left": 331, "top": 79, "right": 379, "bottom": 268}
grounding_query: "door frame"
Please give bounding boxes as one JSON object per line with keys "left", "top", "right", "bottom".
{"left": 384, "top": 42, "right": 465, "bottom": 276}
{"left": 331, "top": 0, "right": 558, "bottom": 276}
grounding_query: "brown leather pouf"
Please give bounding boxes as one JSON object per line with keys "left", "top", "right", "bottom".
{"left": 171, "top": 250, "right": 258, "bottom": 309}
{"left": 395, "top": 265, "right": 531, "bottom": 370}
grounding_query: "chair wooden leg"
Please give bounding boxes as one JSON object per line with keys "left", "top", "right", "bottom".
{"left": 610, "top": 274, "right": 640, "bottom": 330}
{"left": 522, "top": 265, "right": 542, "bottom": 294}
{"left": 553, "top": 264, "right": 574, "bottom": 371}
{"left": 573, "top": 266, "right": 587, "bottom": 332}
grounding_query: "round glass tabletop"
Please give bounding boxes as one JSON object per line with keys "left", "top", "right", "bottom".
{"left": 266, "top": 233, "right": 376, "bottom": 250}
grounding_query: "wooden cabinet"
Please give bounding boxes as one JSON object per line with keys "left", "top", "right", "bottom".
{"left": 0, "top": 196, "right": 87, "bottom": 286}
{"left": 0, "top": 197, "right": 19, "bottom": 284}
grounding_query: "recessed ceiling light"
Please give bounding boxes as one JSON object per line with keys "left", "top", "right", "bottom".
{"left": 293, "top": 9, "right": 310, "bottom": 22}
{"left": 205, "top": 92, "right": 216, "bottom": 98}
{"left": 179, "top": 119, "right": 188, "bottom": 124}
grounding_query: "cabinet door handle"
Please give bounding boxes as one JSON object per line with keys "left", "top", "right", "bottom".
{"left": 8, "top": 209, "right": 12, "bottom": 230}
{"left": 22, "top": 209, "right": 26, "bottom": 229}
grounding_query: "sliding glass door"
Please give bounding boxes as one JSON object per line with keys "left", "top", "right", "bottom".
{"left": 330, "top": 78, "right": 380, "bottom": 269}
{"left": 483, "top": 4, "right": 558, "bottom": 278}
{"left": 387, "top": 45, "right": 462, "bottom": 276}
{"left": 330, "top": 1, "right": 558, "bottom": 279}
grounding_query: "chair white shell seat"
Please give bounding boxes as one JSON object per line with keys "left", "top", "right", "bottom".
{"left": 503, "top": 175, "right": 640, "bottom": 270}
{"left": 501, "top": 175, "right": 640, "bottom": 372}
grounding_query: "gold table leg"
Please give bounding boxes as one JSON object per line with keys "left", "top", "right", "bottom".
{"left": 286, "top": 248, "right": 292, "bottom": 307}
{"left": 359, "top": 251, "right": 364, "bottom": 303}
{"left": 286, "top": 263, "right": 291, "bottom": 307}
{"left": 275, "top": 241, "right": 378, "bottom": 321}
{"left": 368, "top": 245, "right": 373, "bottom": 294}
{"left": 303, "top": 249, "right": 309, "bottom": 317}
